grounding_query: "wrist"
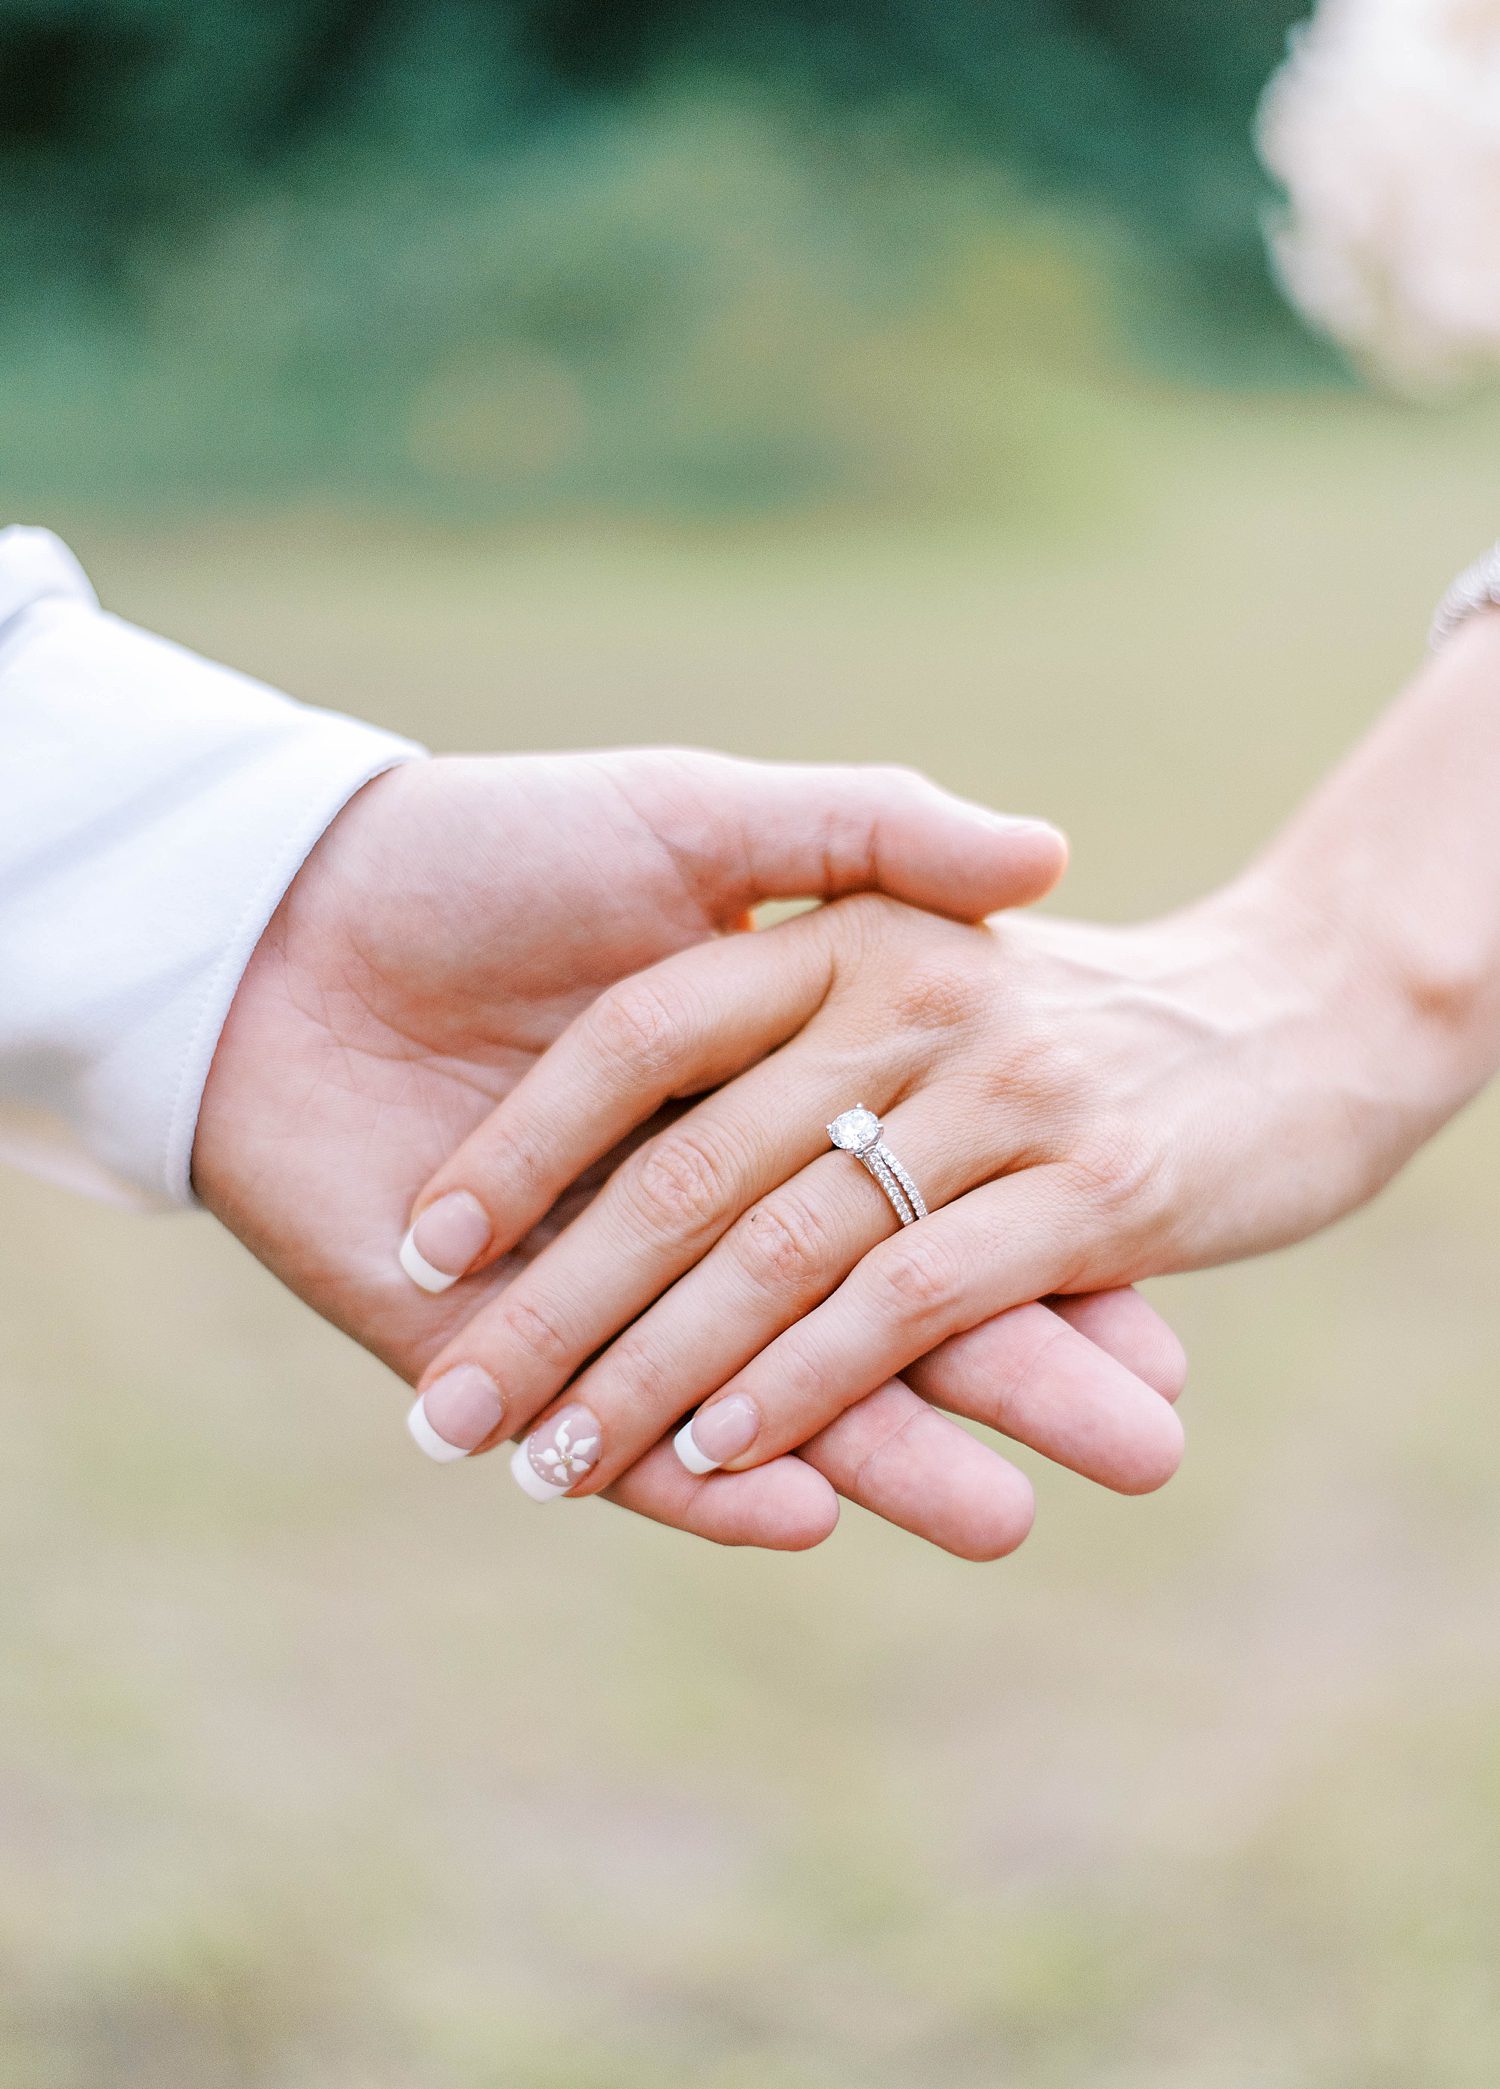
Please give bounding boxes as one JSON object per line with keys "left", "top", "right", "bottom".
{"left": 1118, "top": 861, "right": 1458, "bottom": 1262}
{"left": 1243, "top": 614, "right": 1500, "bottom": 1133}
{"left": 1211, "top": 843, "right": 1488, "bottom": 1176}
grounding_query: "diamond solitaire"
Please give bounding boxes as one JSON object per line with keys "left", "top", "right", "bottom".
{"left": 826, "top": 1106, "right": 928, "bottom": 1226}
{"left": 827, "top": 1105, "right": 881, "bottom": 1155}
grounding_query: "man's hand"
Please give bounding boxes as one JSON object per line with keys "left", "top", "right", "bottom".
{"left": 194, "top": 748, "right": 1184, "bottom": 1555}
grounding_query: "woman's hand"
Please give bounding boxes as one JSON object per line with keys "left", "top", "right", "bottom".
{"left": 407, "top": 820, "right": 1471, "bottom": 1501}
{"left": 407, "top": 878, "right": 1428, "bottom": 1496}
{"left": 194, "top": 745, "right": 1188, "bottom": 1554}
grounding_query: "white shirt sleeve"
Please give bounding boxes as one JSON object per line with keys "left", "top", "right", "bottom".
{"left": 0, "top": 526, "right": 426, "bottom": 1211}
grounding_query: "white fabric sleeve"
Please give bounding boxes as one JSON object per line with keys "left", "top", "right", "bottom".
{"left": 0, "top": 526, "right": 427, "bottom": 1211}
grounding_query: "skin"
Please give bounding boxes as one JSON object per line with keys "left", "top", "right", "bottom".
{"left": 410, "top": 615, "right": 1500, "bottom": 1497}
{"left": 193, "top": 746, "right": 1187, "bottom": 1560}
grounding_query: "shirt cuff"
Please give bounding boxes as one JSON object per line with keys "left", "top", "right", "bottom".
{"left": 0, "top": 526, "right": 427, "bottom": 1209}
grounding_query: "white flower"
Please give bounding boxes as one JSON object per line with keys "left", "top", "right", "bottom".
{"left": 1258, "top": 0, "right": 1500, "bottom": 389}
{"left": 536, "top": 1420, "right": 599, "bottom": 1484}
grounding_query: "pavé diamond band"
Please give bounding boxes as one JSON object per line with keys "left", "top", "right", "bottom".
{"left": 827, "top": 1105, "right": 929, "bottom": 1227}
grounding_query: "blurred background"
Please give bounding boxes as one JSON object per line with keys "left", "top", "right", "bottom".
{"left": 6, "top": 2, "right": 1500, "bottom": 2083}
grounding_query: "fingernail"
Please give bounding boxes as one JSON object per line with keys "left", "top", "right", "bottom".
{"left": 510, "top": 1403, "right": 601, "bottom": 1503}
{"left": 673, "top": 1394, "right": 760, "bottom": 1475}
{"left": 407, "top": 1365, "right": 505, "bottom": 1462}
{"left": 399, "top": 1191, "right": 492, "bottom": 1293}
{"left": 985, "top": 813, "right": 1066, "bottom": 846}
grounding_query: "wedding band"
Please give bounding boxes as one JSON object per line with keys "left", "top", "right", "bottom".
{"left": 827, "top": 1106, "right": 929, "bottom": 1226}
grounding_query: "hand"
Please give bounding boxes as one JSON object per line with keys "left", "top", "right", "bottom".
{"left": 194, "top": 747, "right": 1184, "bottom": 1554}
{"left": 402, "top": 880, "right": 1309, "bottom": 1505}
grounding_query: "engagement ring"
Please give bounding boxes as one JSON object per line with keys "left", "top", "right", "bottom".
{"left": 827, "top": 1106, "right": 928, "bottom": 1227}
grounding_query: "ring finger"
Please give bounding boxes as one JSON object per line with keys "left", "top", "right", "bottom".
{"left": 493, "top": 1087, "right": 1006, "bottom": 1501}
{"left": 406, "top": 1041, "right": 924, "bottom": 1461}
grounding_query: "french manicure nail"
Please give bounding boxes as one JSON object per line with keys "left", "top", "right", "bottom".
{"left": 673, "top": 1394, "right": 760, "bottom": 1475}
{"left": 510, "top": 1403, "right": 602, "bottom": 1503}
{"left": 399, "top": 1191, "right": 492, "bottom": 1293}
{"left": 407, "top": 1365, "right": 505, "bottom": 1462}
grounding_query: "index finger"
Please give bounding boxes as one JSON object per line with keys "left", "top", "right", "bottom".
{"left": 398, "top": 912, "right": 835, "bottom": 1292}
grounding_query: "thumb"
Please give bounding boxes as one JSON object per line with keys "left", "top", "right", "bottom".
{"left": 632, "top": 751, "right": 1068, "bottom": 923}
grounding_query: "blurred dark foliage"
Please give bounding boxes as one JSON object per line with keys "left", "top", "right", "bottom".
{"left": 0, "top": 1, "right": 1315, "bottom": 511}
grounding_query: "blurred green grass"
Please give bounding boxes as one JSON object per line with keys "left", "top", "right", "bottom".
{"left": 7, "top": 377, "right": 1500, "bottom": 2086}
{"left": 0, "top": 5, "right": 1315, "bottom": 520}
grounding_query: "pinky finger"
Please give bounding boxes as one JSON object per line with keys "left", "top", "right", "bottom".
{"left": 906, "top": 1300, "right": 1185, "bottom": 1496}
{"left": 602, "top": 1438, "right": 841, "bottom": 1551}
{"left": 801, "top": 1379, "right": 1036, "bottom": 1562}
{"left": 1048, "top": 1288, "right": 1188, "bottom": 1403}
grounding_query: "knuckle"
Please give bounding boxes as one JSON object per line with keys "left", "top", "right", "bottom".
{"left": 625, "top": 1126, "right": 729, "bottom": 1245}
{"left": 865, "top": 1229, "right": 965, "bottom": 1324}
{"left": 584, "top": 977, "right": 688, "bottom": 1080}
{"left": 764, "top": 1339, "right": 830, "bottom": 1413}
{"left": 730, "top": 1191, "right": 833, "bottom": 1294}
{"left": 890, "top": 955, "right": 981, "bottom": 1034}
{"left": 497, "top": 1294, "right": 575, "bottom": 1376}
{"left": 1065, "top": 1128, "right": 1158, "bottom": 1225}
{"left": 501, "top": 1124, "right": 559, "bottom": 1200}
{"left": 1049, "top": 1130, "right": 1168, "bottom": 1278}
{"left": 595, "top": 1337, "right": 673, "bottom": 1429}
{"left": 986, "top": 1019, "right": 1085, "bottom": 1117}
{"left": 871, "top": 760, "right": 933, "bottom": 802}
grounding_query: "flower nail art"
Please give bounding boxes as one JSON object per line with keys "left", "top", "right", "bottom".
{"left": 510, "top": 1405, "right": 601, "bottom": 1502}
{"left": 536, "top": 1418, "right": 598, "bottom": 1484}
